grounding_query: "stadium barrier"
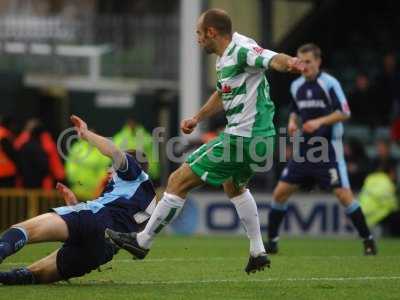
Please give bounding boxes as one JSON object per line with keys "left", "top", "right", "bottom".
{"left": 0, "top": 189, "right": 364, "bottom": 237}
{"left": 0, "top": 189, "right": 64, "bottom": 230}
{"left": 169, "top": 193, "right": 359, "bottom": 237}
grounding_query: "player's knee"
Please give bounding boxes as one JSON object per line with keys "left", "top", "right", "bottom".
{"left": 272, "top": 188, "right": 289, "bottom": 203}
{"left": 334, "top": 188, "right": 353, "bottom": 205}
{"left": 224, "top": 182, "right": 245, "bottom": 198}
{"left": 167, "top": 169, "right": 184, "bottom": 190}
{"left": 166, "top": 165, "right": 200, "bottom": 197}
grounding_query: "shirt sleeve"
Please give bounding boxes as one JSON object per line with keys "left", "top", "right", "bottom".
{"left": 329, "top": 78, "right": 351, "bottom": 116}
{"left": 216, "top": 81, "right": 222, "bottom": 92}
{"left": 116, "top": 153, "right": 143, "bottom": 181}
{"left": 236, "top": 46, "right": 278, "bottom": 70}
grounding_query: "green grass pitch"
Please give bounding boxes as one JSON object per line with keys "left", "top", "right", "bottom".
{"left": 0, "top": 236, "right": 399, "bottom": 300}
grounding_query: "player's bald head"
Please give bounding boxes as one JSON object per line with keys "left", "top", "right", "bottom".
{"left": 199, "top": 8, "right": 232, "bottom": 36}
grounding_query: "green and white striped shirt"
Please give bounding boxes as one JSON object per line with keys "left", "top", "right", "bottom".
{"left": 216, "top": 32, "right": 277, "bottom": 138}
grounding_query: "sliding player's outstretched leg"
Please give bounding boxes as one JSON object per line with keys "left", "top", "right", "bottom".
{"left": 107, "top": 163, "right": 202, "bottom": 259}
{"left": 0, "top": 213, "right": 68, "bottom": 264}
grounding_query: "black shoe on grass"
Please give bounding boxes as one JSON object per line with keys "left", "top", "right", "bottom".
{"left": 245, "top": 253, "right": 271, "bottom": 275}
{"left": 0, "top": 268, "right": 35, "bottom": 285}
{"left": 105, "top": 229, "right": 149, "bottom": 260}
{"left": 264, "top": 240, "right": 278, "bottom": 254}
{"left": 363, "top": 239, "right": 377, "bottom": 256}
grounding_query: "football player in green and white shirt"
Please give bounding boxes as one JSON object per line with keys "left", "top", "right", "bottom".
{"left": 106, "top": 8, "right": 304, "bottom": 274}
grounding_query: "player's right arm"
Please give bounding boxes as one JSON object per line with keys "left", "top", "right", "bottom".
{"left": 181, "top": 91, "right": 224, "bottom": 134}
{"left": 288, "top": 82, "right": 300, "bottom": 136}
{"left": 288, "top": 113, "right": 299, "bottom": 136}
{"left": 70, "top": 115, "right": 126, "bottom": 170}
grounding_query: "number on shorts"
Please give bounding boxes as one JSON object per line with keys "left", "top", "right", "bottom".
{"left": 329, "top": 168, "right": 339, "bottom": 185}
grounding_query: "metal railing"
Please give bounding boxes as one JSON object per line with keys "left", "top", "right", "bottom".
{"left": 0, "top": 189, "right": 64, "bottom": 230}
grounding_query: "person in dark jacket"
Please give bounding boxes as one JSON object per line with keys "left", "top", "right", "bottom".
{"left": 19, "top": 124, "right": 49, "bottom": 188}
{"left": 0, "top": 115, "right": 18, "bottom": 187}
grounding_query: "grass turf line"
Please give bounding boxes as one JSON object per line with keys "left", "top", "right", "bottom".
{"left": 0, "top": 236, "right": 399, "bottom": 300}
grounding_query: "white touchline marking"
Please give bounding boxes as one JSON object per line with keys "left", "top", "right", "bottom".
{"left": 81, "top": 276, "right": 400, "bottom": 285}
{"left": 2, "top": 255, "right": 399, "bottom": 266}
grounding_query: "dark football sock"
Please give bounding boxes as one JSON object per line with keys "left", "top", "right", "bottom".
{"left": 0, "top": 268, "right": 35, "bottom": 285}
{"left": 346, "top": 202, "right": 372, "bottom": 240}
{"left": 267, "top": 202, "right": 288, "bottom": 241}
{"left": 0, "top": 227, "right": 28, "bottom": 260}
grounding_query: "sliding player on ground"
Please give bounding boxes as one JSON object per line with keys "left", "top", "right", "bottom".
{"left": 0, "top": 115, "right": 156, "bottom": 285}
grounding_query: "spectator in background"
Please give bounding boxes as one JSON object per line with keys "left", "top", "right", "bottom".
{"left": 15, "top": 118, "right": 65, "bottom": 189}
{"left": 18, "top": 124, "right": 49, "bottom": 188}
{"left": 359, "top": 164, "right": 399, "bottom": 236}
{"left": 348, "top": 73, "right": 377, "bottom": 127}
{"left": 113, "top": 117, "right": 160, "bottom": 181}
{"left": 343, "top": 138, "right": 371, "bottom": 191}
{"left": 0, "top": 115, "right": 18, "bottom": 187}
{"left": 376, "top": 53, "right": 400, "bottom": 125}
{"left": 65, "top": 132, "right": 110, "bottom": 200}
{"left": 371, "top": 139, "right": 398, "bottom": 182}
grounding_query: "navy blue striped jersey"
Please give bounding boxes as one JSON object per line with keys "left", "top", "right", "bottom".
{"left": 290, "top": 71, "right": 350, "bottom": 142}
{"left": 87, "top": 153, "right": 156, "bottom": 228}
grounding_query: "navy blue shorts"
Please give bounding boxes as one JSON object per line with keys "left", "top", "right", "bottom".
{"left": 280, "top": 159, "right": 350, "bottom": 190}
{"left": 52, "top": 205, "right": 119, "bottom": 280}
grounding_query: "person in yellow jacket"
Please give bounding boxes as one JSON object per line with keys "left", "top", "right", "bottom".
{"left": 359, "top": 171, "right": 398, "bottom": 227}
{"left": 65, "top": 139, "right": 110, "bottom": 200}
{"left": 113, "top": 118, "right": 160, "bottom": 180}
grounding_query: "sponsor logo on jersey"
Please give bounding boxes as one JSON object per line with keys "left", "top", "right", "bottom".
{"left": 252, "top": 46, "right": 264, "bottom": 55}
{"left": 222, "top": 84, "right": 232, "bottom": 94}
{"left": 297, "top": 100, "right": 327, "bottom": 109}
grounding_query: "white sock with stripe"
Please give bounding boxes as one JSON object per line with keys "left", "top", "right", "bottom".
{"left": 230, "top": 189, "right": 266, "bottom": 257}
{"left": 137, "top": 193, "right": 185, "bottom": 249}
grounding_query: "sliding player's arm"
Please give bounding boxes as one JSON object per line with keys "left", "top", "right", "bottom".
{"left": 70, "top": 115, "right": 126, "bottom": 169}
{"left": 56, "top": 182, "right": 78, "bottom": 206}
{"left": 303, "top": 78, "right": 351, "bottom": 133}
{"left": 181, "top": 91, "right": 224, "bottom": 134}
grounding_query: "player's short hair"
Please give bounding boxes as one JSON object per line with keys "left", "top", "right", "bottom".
{"left": 297, "top": 43, "right": 322, "bottom": 59}
{"left": 201, "top": 8, "right": 232, "bottom": 36}
{"left": 126, "top": 149, "right": 149, "bottom": 173}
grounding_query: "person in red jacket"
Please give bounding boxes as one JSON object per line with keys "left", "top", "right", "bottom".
{"left": 0, "top": 116, "right": 18, "bottom": 187}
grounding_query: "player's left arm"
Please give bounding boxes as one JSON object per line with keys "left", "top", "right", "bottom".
{"left": 269, "top": 53, "right": 305, "bottom": 73}
{"left": 70, "top": 115, "right": 127, "bottom": 170}
{"left": 56, "top": 182, "right": 78, "bottom": 206}
{"left": 237, "top": 46, "right": 304, "bottom": 73}
{"left": 303, "top": 78, "right": 351, "bottom": 133}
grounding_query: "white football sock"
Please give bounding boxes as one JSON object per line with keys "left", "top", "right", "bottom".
{"left": 137, "top": 192, "right": 185, "bottom": 249}
{"left": 230, "top": 189, "right": 265, "bottom": 256}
